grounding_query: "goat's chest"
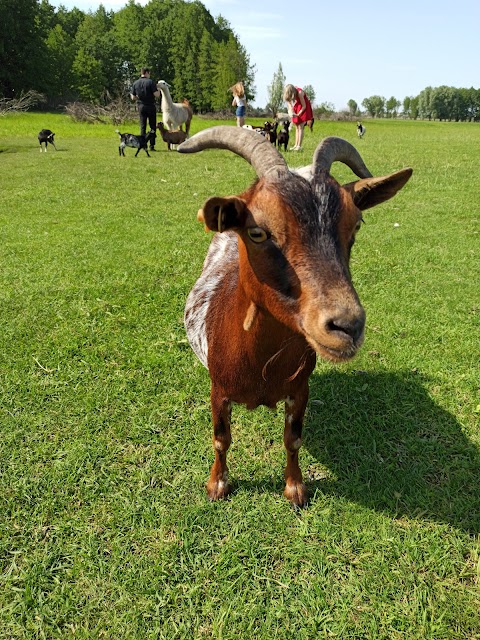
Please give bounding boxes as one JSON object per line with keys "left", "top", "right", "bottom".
{"left": 208, "top": 317, "right": 316, "bottom": 408}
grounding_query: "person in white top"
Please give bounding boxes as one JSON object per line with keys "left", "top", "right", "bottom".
{"left": 230, "top": 82, "right": 247, "bottom": 127}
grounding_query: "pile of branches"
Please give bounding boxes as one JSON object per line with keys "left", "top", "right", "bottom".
{"left": 197, "top": 109, "right": 233, "bottom": 120}
{"left": 0, "top": 90, "right": 46, "bottom": 116}
{"left": 65, "top": 95, "right": 136, "bottom": 125}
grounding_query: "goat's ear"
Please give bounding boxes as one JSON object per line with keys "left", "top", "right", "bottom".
{"left": 344, "top": 168, "right": 413, "bottom": 211}
{"left": 197, "top": 196, "right": 248, "bottom": 232}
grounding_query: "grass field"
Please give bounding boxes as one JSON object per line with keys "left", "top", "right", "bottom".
{"left": 0, "top": 112, "right": 479, "bottom": 638}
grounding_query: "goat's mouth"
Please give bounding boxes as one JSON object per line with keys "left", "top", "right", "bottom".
{"left": 305, "top": 333, "right": 363, "bottom": 363}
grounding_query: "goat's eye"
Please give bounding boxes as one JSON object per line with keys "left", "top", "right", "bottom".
{"left": 247, "top": 227, "right": 269, "bottom": 243}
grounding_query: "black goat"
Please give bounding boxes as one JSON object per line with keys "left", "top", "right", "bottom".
{"left": 264, "top": 121, "right": 278, "bottom": 147}
{"left": 277, "top": 120, "right": 290, "bottom": 152}
{"left": 38, "top": 129, "right": 57, "bottom": 152}
{"left": 116, "top": 129, "right": 156, "bottom": 157}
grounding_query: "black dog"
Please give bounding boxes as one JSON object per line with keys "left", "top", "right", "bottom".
{"left": 277, "top": 120, "right": 290, "bottom": 152}
{"left": 116, "top": 129, "right": 156, "bottom": 157}
{"left": 38, "top": 129, "right": 57, "bottom": 152}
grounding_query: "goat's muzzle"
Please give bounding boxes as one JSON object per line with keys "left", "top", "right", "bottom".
{"left": 301, "top": 302, "right": 366, "bottom": 363}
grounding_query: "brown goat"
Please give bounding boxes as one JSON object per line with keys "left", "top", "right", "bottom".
{"left": 178, "top": 127, "right": 412, "bottom": 508}
{"left": 156, "top": 121, "right": 187, "bottom": 150}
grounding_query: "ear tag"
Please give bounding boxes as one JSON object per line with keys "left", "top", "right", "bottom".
{"left": 217, "top": 207, "right": 226, "bottom": 233}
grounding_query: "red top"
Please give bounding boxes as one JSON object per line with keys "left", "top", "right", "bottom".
{"left": 292, "top": 87, "right": 313, "bottom": 124}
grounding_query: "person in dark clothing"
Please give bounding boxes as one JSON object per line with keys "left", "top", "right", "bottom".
{"left": 130, "top": 68, "right": 161, "bottom": 151}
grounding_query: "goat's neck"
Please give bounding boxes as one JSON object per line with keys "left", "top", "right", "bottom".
{"left": 209, "top": 276, "right": 314, "bottom": 408}
{"left": 221, "top": 262, "right": 306, "bottom": 356}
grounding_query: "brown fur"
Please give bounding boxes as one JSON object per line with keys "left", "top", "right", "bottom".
{"left": 185, "top": 138, "right": 412, "bottom": 508}
{"left": 156, "top": 121, "right": 188, "bottom": 150}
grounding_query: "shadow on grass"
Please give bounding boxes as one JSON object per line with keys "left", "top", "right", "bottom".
{"left": 301, "top": 370, "right": 479, "bottom": 533}
{"left": 239, "top": 370, "right": 479, "bottom": 533}
{"left": 0, "top": 146, "right": 69, "bottom": 153}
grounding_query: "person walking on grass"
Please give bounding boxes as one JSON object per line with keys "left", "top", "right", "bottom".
{"left": 130, "top": 67, "right": 161, "bottom": 151}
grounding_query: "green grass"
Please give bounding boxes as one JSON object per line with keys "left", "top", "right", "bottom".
{"left": 0, "top": 112, "right": 479, "bottom": 639}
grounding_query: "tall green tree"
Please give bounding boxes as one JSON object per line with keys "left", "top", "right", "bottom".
{"left": 303, "top": 84, "right": 316, "bottom": 106}
{"left": 55, "top": 4, "right": 85, "bottom": 38}
{"left": 0, "top": 0, "right": 47, "bottom": 96}
{"left": 212, "top": 31, "right": 254, "bottom": 110}
{"left": 72, "top": 48, "right": 104, "bottom": 102}
{"left": 73, "top": 6, "right": 123, "bottom": 101}
{"left": 409, "top": 96, "right": 419, "bottom": 120}
{"left": 462, "top": 87, "right": 479, "bottom": 121}
{"left": 169, "top": 1, "right": 207, "bottom": 109}
{"left": 44, "top": 24, "right": 76, "bottom": 103}
{"left": 113, "top": 0, "right": 149, "bottom": 86}
{"left": 197, "top": 29, "right": 217, "bottom": 112}
{"left": 386, "top": 96, "right": 400, "bottom": 118}
{"left": 266, "top": 62, "right": 285, "bottom": 116}
{"left": 347, "top": 99, "right": 358, "bottom": 116}
{"left": 431, "top": 86, "right": 451, "bottom": 120}
{"left": 362, "top": 95, "right": 385, "bottom": 118}
{"left": 418, "top": 86, "right": 433, "bottom": 120}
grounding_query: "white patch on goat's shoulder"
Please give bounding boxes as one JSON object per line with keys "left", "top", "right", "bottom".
{"left": 184, "top": 232, "right": 237, "bottom": 369}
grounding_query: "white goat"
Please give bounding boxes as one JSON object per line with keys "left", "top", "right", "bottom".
{"left": 156, "top": 80, "right": 193, "bottom": 137}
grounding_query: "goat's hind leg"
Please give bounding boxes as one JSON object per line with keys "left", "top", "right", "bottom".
{"left": 206, "top": 387, "right": 232, "bottom": 501}
{"left": 283, "top": 386, "right": 309, "bottom": 508}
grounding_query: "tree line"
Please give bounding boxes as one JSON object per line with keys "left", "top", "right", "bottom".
{"left": 1, "top": 0, "right": 479, "bottom": 121}
{"left": 347, "top": 86, "right": 480, "bottom": 122}
{"left": 0, "top": 0, "right": 254, "bottom": 112}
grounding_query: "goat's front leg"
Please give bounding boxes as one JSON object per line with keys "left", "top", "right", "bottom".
{"left": 283, "top": 385, "right": 309, "bottom": 508}
{"left": 206, "top": 387, "right": 232, "bottom": 501}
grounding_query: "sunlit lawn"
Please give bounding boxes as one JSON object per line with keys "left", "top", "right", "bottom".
{"left": 0, "top": 112, "right": 479, "bottom": 638}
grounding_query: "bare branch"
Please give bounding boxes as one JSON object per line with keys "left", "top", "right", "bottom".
{"left": 0, "top": 90, "right": 46, "bottom": 116}
{"left": 65, "top": 94, "right": 135, "bottom": 125}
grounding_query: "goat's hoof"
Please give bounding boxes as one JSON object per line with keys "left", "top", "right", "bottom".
{"left": 284, "top": 481, "right": 308, "bottom": 509}
{"left": 206, "top": 478, "right": 232, "bottom": 501}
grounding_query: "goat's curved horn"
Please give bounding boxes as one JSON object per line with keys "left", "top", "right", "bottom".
{"left": 313, "top": 136, "right": 373, "bottom": 178}
{"left": 177, "top": 126, "right": 288, "bottom": 179}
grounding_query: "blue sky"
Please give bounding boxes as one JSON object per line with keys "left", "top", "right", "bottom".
{"left": 50, "top": 0, "right": 479, "bottom": 109}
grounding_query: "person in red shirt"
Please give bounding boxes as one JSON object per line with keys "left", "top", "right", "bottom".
{"left": 283, "top": 84, "right": 313, "bottom": 151}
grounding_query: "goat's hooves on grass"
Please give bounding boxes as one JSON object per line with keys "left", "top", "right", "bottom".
{"left": 206, "top": 479, "right": 232, "bottom": 501}
{"left": 284, "top": 482, "right": 308, "bottom": 509}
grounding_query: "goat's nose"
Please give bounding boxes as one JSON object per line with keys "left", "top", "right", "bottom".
{"left": 326, "top": 310, "right": 365, "bottom": 343}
